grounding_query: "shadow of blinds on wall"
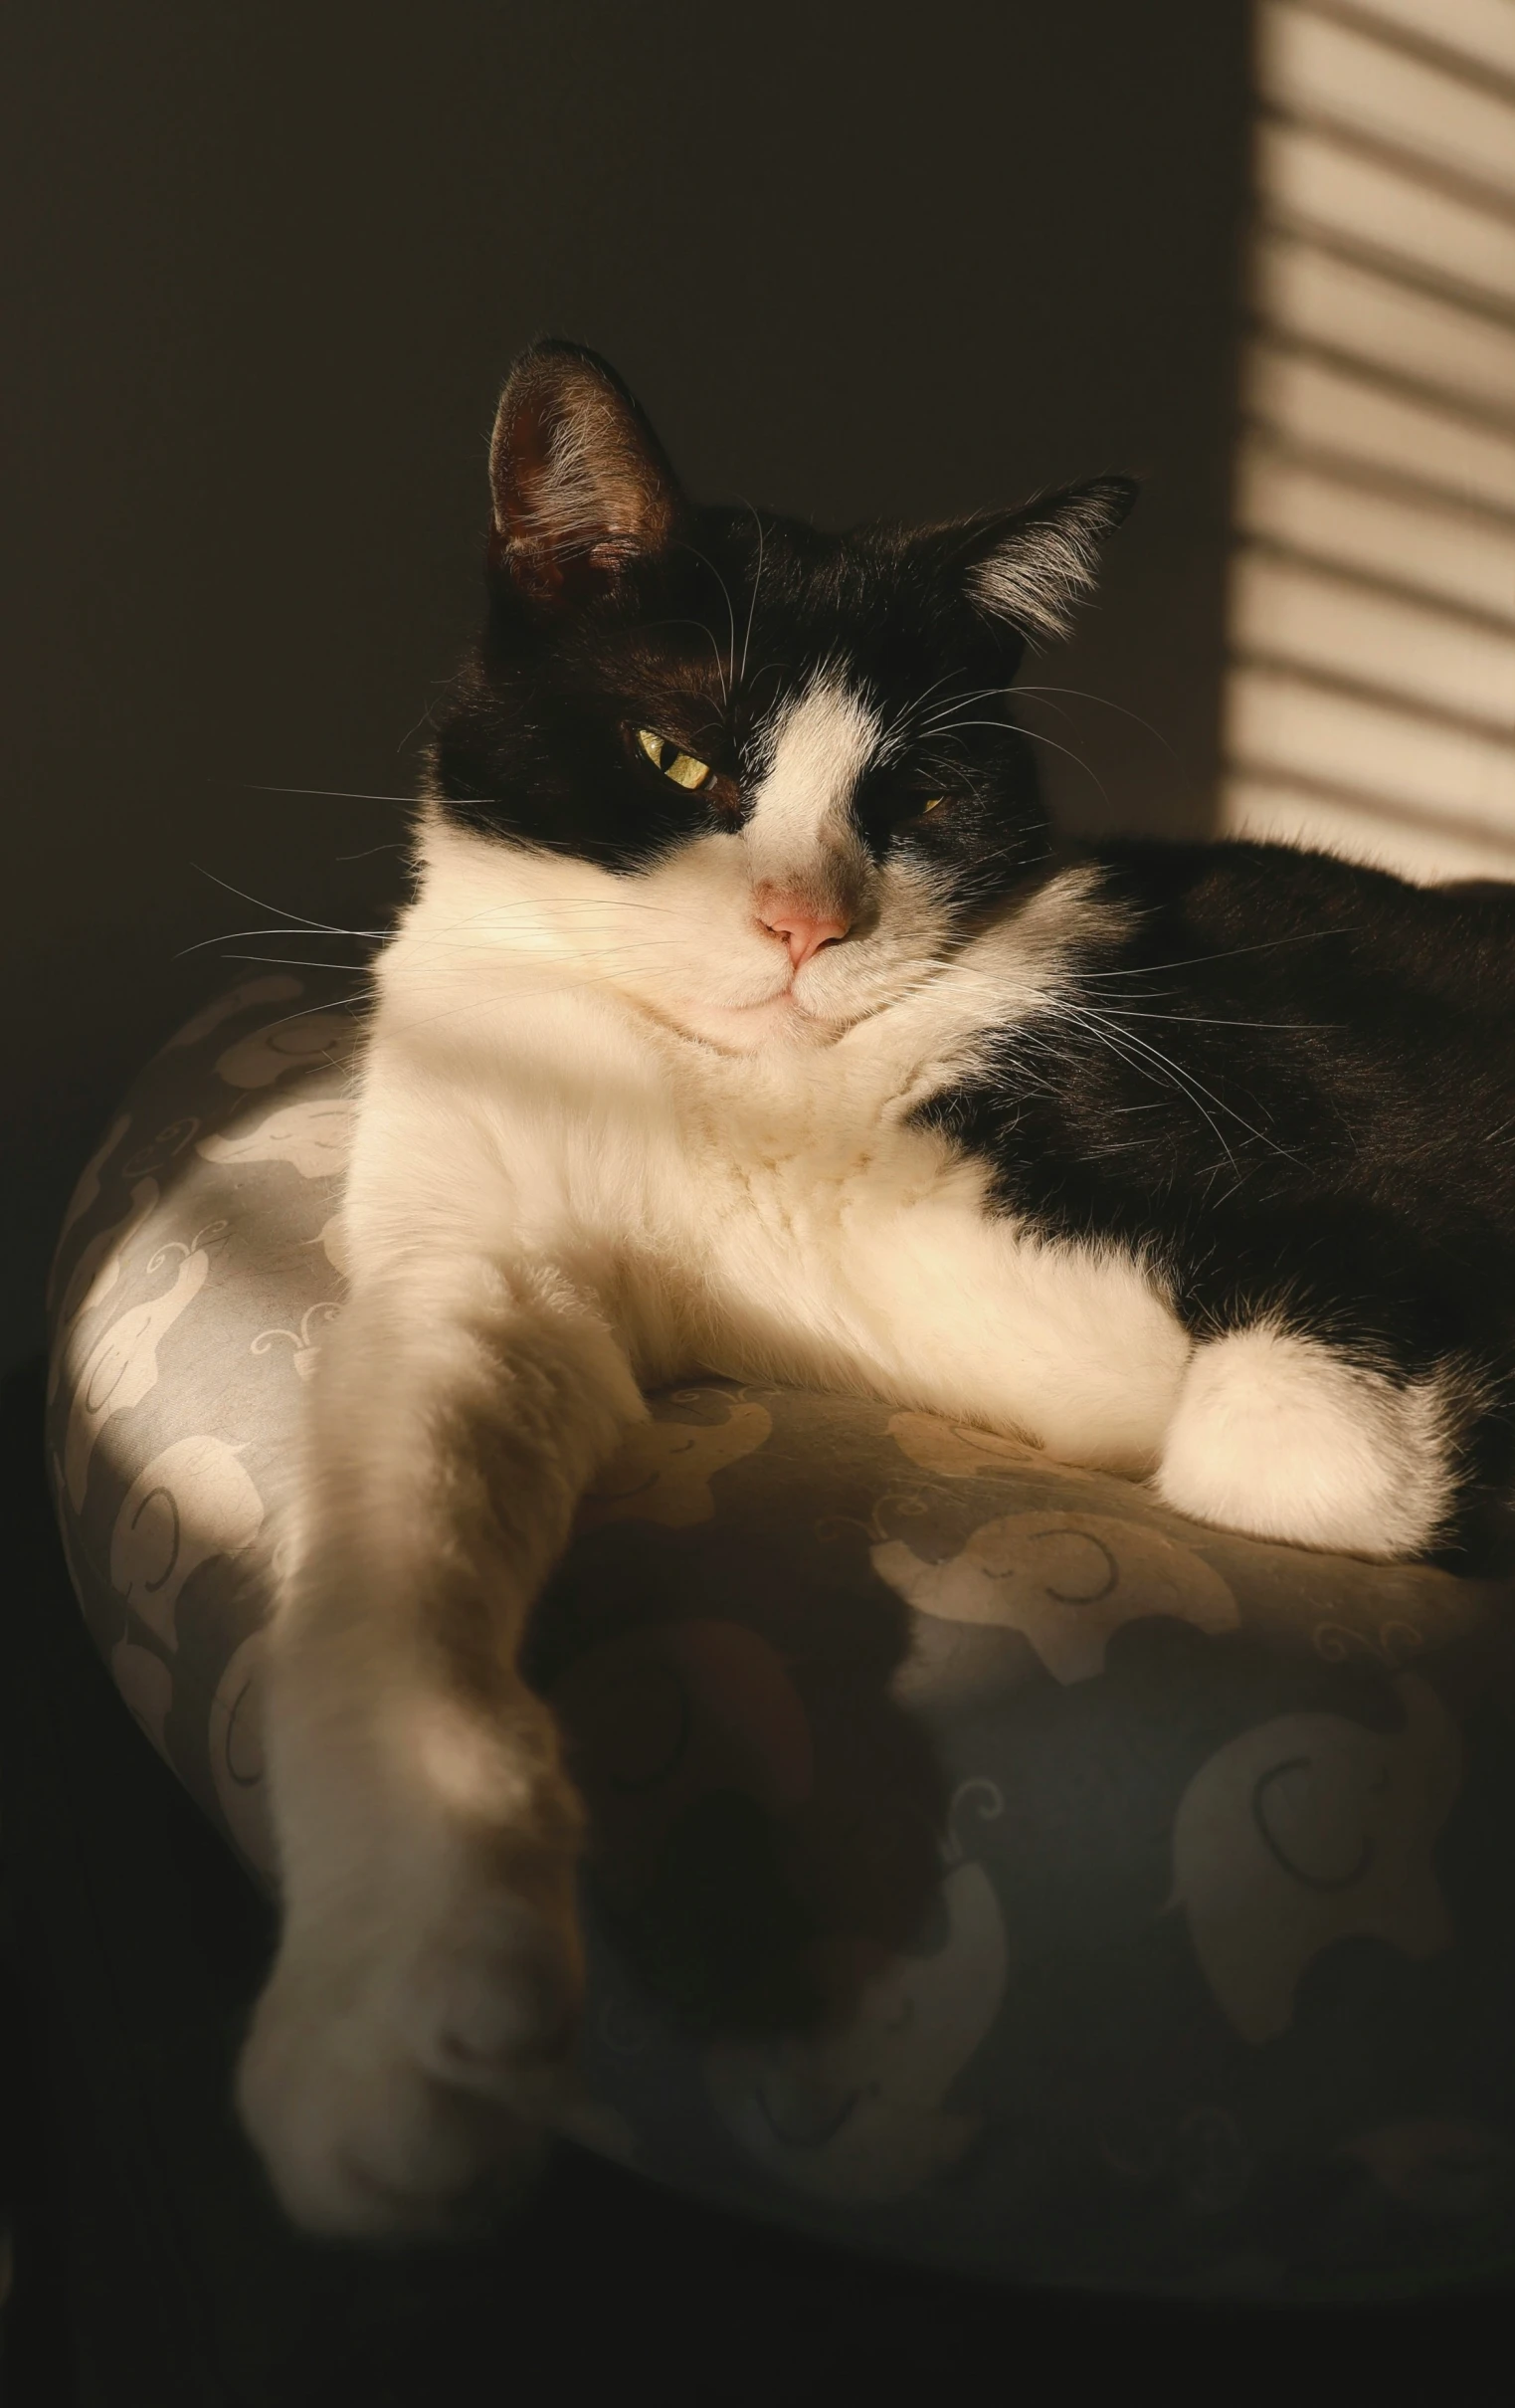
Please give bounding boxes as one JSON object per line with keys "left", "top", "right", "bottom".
{"left": 1223, "top": 0, "right": 1515, "bottom": 881}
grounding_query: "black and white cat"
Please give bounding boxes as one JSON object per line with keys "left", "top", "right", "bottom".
{"left": 238, "top": 339, "right": 1515, "bottom": 2236}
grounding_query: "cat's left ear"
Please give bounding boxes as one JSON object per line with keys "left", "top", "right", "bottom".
{"left": 487, "top": 340, "right": 684, "bottom": 605}
{"left": 947, "top": 476, "right": 1138, "bottom": 644}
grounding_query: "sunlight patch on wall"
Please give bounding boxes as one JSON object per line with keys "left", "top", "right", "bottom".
{"left": 1222, "top": 0, "right": 1515, "bottom": 882}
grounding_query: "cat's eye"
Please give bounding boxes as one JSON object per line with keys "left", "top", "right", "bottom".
{"left": 922, "top": 798, "right": 944, "bottom": 813}
{"left": 636, "top": 727, "right": 711, "bottom": 791}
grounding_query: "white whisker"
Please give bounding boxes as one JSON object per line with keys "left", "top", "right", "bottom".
{"left": 738, "top": 504, "right": 765, "bottom": 695}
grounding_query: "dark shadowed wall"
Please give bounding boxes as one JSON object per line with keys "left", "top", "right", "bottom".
{"left": 2, "top": 0, "right": 1251, "bottom": 1369}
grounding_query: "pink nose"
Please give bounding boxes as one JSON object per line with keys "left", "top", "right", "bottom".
{"left": 756, "top": 893, "right": 851, "bottom": 970}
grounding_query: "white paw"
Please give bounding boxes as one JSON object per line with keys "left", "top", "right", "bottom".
{"left": 1154, "top": 1322, "right": 1455, "bottom": 1559}
{"left": 237, "top": 1878, "right": 585, "bottom": 2239}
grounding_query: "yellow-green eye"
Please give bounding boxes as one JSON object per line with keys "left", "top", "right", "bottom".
{"left": 636, "top": 727, "right": 711, "bottom": 791}
{"left": 922, "top": 797, "right": 944, "bottom": 813}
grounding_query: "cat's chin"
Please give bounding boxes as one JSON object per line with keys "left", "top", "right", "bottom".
{"left": 672, "top": 990, "right": 849, "bottom": 1055}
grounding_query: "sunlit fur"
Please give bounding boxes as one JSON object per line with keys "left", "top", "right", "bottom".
{"left": 237, "top": 340, "right": 1515, "bottom": 2240}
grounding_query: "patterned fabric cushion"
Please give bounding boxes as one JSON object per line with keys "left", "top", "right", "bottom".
{"left": 46, "top": 978, "right": 1515, "bottom": 2300}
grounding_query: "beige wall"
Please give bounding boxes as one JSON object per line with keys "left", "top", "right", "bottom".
{"left": 1222, "top": 0, "right": 1515, "bottom": 880}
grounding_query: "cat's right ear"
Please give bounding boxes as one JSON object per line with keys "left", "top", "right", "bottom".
{"left": 487, "top": 341, "right": 684, "bottom": 606}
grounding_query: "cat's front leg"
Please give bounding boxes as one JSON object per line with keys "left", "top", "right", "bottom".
{"left": 236, "top": 1255, "right": 644, "bottom": 2237}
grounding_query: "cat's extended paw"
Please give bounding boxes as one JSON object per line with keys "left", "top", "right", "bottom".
{"left": 236, "top": 1883, "right": 584, "bottom": 2240}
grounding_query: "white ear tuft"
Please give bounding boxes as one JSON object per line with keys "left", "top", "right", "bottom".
{"left": 965, "top": 478, "right": 1137, "bottom": 643}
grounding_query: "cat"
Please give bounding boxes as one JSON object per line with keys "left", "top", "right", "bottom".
{"left": 236, "top": 337, "right": 1515, "bottom": 2237}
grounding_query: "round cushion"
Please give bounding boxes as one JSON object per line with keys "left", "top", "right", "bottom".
{"left": 46, "top": 976, "right": 1515, "bottom": 2299}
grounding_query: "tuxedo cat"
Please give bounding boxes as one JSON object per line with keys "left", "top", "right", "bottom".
{"left": 237, "top": 339, "right": 1515, "bottom": 2236}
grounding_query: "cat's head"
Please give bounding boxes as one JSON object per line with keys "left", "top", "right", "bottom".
{"left": 426, "top": 340, "right": 1133, "bottom": 1051}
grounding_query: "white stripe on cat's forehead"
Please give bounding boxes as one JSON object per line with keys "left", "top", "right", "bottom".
{"left": 746, "top": 674, "right": 880, "bottom": 858}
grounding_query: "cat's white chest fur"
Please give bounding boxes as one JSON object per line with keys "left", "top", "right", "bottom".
{"left": 350, "top": 849, "right": 1192, "bottom": 1480}
{"left": 667, "top": 1015, "right": 1190, "bottom": 1473}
